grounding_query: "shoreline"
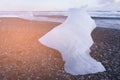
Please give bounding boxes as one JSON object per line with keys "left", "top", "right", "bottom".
{"left": 0, "top": 18, "right": 119, "bottom": 80}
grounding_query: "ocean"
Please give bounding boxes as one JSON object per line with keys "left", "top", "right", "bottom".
{"left": 0, "top": 11, "right": 120, "bottom": 29}
{"left": 89, "top": 11, "right": 120, "bottom": 29}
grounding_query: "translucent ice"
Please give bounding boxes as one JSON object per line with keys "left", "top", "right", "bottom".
{"left": 39, "top": 8, "right": 106, "bottom": 75}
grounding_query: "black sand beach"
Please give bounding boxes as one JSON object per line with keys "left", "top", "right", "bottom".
{"left": 0, "top": 18, "right": 120, "bottom": 80}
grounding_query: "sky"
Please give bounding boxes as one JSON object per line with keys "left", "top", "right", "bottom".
{"left": 0, "top": 0, "right": 119, "bottom": 11}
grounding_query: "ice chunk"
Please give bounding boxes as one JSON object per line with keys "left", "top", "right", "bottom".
{"left": 39, "top": 8, "right": 106, "bottom": 75}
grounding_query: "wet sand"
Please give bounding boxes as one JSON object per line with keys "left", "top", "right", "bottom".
{"left": 0, "top": 18, "right": 119, "bottom": 80}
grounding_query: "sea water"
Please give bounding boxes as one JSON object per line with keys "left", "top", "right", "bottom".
{"left": 0, "top": 11, "right": 120, "bottom": 29}
{"left": 94, "top": 18, "right": 120, "bottom": 29}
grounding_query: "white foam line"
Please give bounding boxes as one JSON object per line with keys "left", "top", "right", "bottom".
{"left": 0, "top": 15, "right": 19, "bottom": 17}
{"left": 0, "top": 15, "right": 64, "bottom": 23}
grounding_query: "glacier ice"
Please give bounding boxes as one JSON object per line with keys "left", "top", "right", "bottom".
{"left": 38, "top": 8, "right": 106, "bottom": 75}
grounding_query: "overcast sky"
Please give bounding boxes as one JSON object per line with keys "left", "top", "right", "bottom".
{"left": 0, "top": 0, "right": 119, "bottom": 11}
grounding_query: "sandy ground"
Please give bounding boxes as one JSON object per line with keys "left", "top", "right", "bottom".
{"left": 0, "top": 18, "right": 119, "bottom": 80}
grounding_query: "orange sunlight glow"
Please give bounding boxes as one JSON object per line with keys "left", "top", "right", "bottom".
{"left": 0, "top": 18, "right": 62, "bottom": 79}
